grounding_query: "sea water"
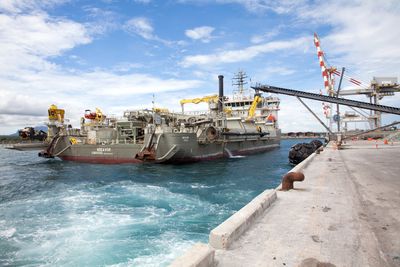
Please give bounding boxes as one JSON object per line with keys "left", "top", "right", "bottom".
{"left": 0, "top": 139, "right": 309, "bottom": 266}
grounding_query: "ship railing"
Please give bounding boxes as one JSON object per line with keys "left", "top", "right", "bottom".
{"left": 182, "top": 110, "right": 210, "bottom": 116}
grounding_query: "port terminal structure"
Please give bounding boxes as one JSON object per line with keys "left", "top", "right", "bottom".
{"left": 250, "top": 84, "right": 400, "bottom": 139}
{"left": 313, "top": 33, "right": 400, "bottom": 131}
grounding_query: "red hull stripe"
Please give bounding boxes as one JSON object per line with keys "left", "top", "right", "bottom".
{"left": 59, "top": 155, "right": 143, "bottom": 164}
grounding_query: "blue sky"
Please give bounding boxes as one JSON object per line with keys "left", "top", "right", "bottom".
{"left": 0, "top": 0, "right": 399, "bottom": 134}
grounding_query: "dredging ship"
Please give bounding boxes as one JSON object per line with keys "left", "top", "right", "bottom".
{"left": 9, "top": 73, "right": 281, "bottom": 163}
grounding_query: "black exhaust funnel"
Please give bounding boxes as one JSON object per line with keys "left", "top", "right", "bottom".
{"left": 218, "top": 75, "right": 224, "bottom": 113}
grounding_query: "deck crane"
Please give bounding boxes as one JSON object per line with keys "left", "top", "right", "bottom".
{"left": 180, "top": 95, "right": 219, "bottom": 113}
{"left": 246, "top": 95, "right": 262, "bottom": 121}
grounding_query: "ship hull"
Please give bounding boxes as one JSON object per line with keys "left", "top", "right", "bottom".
{"left": 50, "top": 134, "right": 279, "bottom": 164}
{"left": 51, "top": 137, "right": 144, "bottom": 164}
{"left": 155, "top": 132, "right": 280, "bottom": 163}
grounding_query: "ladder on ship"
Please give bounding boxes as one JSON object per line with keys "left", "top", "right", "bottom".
{"left": 251, "top": 84, "right": 400, "bottom": 115}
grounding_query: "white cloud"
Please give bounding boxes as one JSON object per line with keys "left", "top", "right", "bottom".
{"left": 123, "top": 17, "right": 175, "bottom": 46}
{"left": 250, "top": 27, "right": 281, "bottom": 44}
{"left": 278, "top": 96, "right": 328, "bottom": 132}
{"left": 124, "top": 17, "right": 155, "bottom": 40}
{"left": 258, "top": 66, "right": 296, "bottom": 78}
{"left": 0, "top": 13, "right": 91, "bottom": 74}
{"left": 0, "top": 70, "right": 204, "bottom": 134}
{"left": 134, "top": 0, "right": 151, "bottom": 3}
{"left": 0, "top": 10, "right": 203, "bottom": 134}
{"left": 82, "top": 6, "right": 119, "bottom": 35}
{"left": 185, "top": 26, "right": 215, "bottom": 43}
{"left": 181, "top": 36, "right": 308, "bottom": 67}
{"left": 301, "top": 1, "right": 400, "bottom": 80}
{"left": 0, "top": 0, "right": 68, "bottom": 14}
{"left": 178, "top": 0, "right": 305, "bottom": 14}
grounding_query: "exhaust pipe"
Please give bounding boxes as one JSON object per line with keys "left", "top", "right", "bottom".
{"left": 218, "top": 75, "right": 224, "bottom": 113}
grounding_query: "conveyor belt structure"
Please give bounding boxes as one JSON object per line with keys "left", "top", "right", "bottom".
{"left": 252, "top": 85, "right": 400, "bottom": 115}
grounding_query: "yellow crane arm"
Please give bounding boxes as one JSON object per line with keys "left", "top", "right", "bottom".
{"left": 180, "top": 95, "right": 219, "bottom": 105}
{"left": 180, "top": 95, "right": 219, "bottom": 112}
{"left": 247, "top": 95, "right": 261, "bottom": 120}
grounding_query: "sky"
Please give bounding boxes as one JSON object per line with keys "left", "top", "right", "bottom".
{"left": 0, "top": 0, "right": 399, "bottom": 134}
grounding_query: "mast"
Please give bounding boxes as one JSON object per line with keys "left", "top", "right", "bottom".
{"left": 232, "top": 70, "right": 248, "bottom": 94}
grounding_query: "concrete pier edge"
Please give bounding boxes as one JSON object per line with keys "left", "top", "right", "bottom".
{"left": 169, "top": 243, "right": 215, "bottom": 267}
{"left": 169, "top": 148, "right": 322, "bottom": 266}
{"left": 209, "top": 189, "right": 277, "bottom": 249}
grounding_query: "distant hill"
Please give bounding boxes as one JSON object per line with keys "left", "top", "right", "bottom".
{"left": 0, "top": 135, "right": 20, "bottom": 142}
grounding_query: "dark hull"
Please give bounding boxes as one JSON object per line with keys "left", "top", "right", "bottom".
{"left": 155, "top": 132, "right": 280, "bottom": 163}
{"left": 44, "top": 132, "right": 280, "bottom": 164}
{"left": 51, "top": 137, "right": 144, "bottom": 164}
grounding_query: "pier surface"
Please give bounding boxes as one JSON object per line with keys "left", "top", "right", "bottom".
{"left": 214, "top": 140, "right": 400, "bottom": 267}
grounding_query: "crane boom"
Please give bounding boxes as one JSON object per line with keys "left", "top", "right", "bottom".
{"left": 180, "top": 95, "right": 219, "bottom": 113}
{"left": 314, "top": 33, "right": 334, "bottom": 96}
{"left": 247, "top": 95, "right": 261, "bottom": 120}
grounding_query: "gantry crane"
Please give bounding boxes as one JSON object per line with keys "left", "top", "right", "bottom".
{"left": 313, "top": 33, "right": 400, "bottom": 130}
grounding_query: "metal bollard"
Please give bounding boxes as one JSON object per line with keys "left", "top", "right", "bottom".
{"left": 281, "top": 172, "right": 305, "bottom": 191}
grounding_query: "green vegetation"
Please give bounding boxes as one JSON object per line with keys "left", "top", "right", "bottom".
{"left": 0, "top": 135, "right": 21, "bottom": 144}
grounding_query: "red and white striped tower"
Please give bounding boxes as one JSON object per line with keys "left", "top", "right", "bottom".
{"left": 313, "top": 33, "right": 335, "bottom": 96}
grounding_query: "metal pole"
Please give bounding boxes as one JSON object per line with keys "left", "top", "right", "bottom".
{"left": 296, "top": 97, "right": 333, "bottom": 134}
{"left": 336, "top": 67, "right": 345, "bottom": 132}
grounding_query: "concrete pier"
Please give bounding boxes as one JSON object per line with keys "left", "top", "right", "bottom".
{"left": 171, "top": 140, "right": 400, "bottom": 267}
{"left": 214, "top": 140, "right": 400, "bottom": 266}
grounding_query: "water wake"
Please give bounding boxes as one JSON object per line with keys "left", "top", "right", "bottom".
{"left": 224, "top": 148, "right": 246, "bottom": 159}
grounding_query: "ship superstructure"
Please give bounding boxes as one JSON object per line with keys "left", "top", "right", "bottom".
{"left": 137, "top": 73, "right": 281, "bottom": 162}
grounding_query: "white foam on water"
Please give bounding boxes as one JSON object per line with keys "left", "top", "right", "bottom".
{"left": 1, "top": 179, "right": 223, "bottom": 266}
{"left": 224, "top": 148, "right": 246, "bottom": 159}
{"left": 190, "top": 183, "right": 215, "bottom": 189}
{"left": 130, "top": 232, "right": 196, "bottom": 267}
{"left": 0, "top": 227, "right": 16, "bottom": 238}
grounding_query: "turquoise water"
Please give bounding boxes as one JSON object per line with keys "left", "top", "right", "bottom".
{"left": 0, "top": 139, "right": 305, "bottom": 266}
